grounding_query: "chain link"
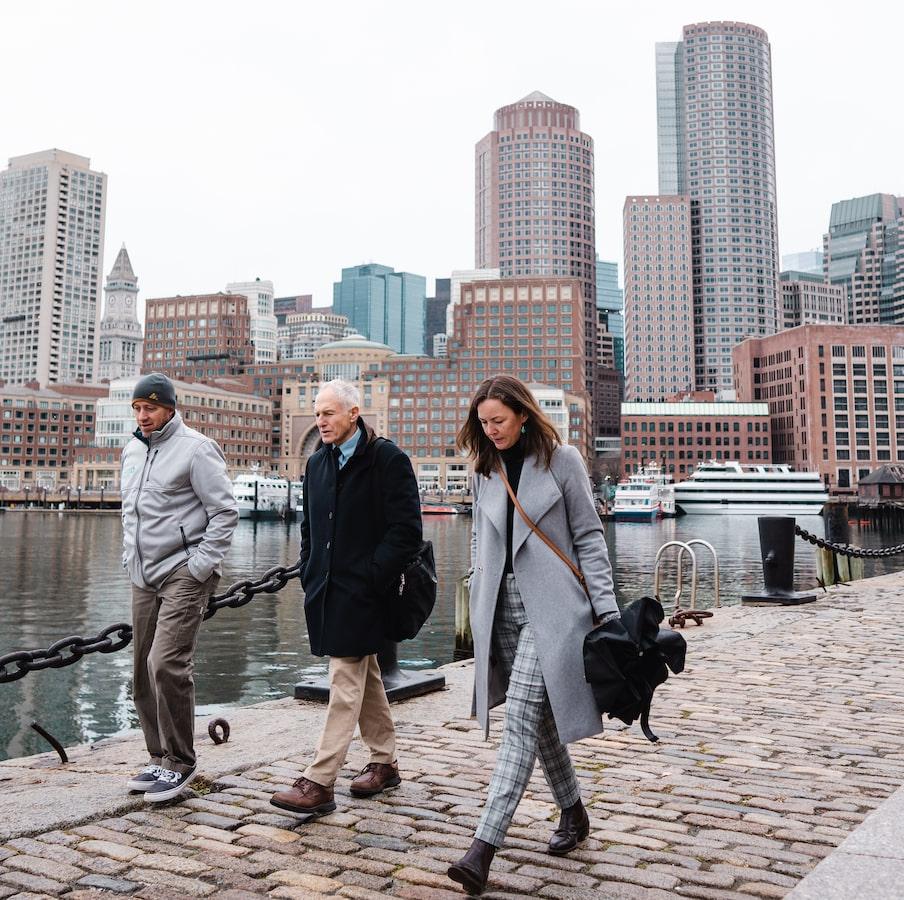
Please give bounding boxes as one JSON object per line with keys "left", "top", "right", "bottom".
{"left": 795, "top": 524, "right": 904, "bottom": 559}
{"left": 0, "top": 562, "right": 300, "bottom": 684}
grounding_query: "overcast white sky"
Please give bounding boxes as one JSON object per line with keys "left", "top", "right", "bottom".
{"left": 4, "top": 0, "right": 903, "bottom": 314}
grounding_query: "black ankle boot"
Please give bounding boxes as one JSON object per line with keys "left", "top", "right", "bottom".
{"left": 548, "top": 799, "right": 590, "bottom": 855}
{"left": 448, "top": 838, "right": 496, "bottom": 895}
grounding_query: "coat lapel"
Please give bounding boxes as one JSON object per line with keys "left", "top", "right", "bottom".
{"left": 479, "top": 471, "right": 508, "bottom": 540}
{"left": 512, "top": 455, "right": 561, "bottom": 557}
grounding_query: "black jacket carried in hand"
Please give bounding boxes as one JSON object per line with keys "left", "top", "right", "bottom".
{"left": 583, "top": 595, "right": 687, "bottom": 742}
{"left": 299, "top": 418, "right": 422, "bottom": 657}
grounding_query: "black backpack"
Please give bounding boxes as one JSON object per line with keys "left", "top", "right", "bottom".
{"left": 384, "top": 540, "right": 437, "bottom": 641}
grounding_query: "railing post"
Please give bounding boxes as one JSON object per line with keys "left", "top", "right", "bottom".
{"left": 741, "top": 516, "right": 817, "bottom": 606}
{"left": 454, "top": 575, "right": 473, "bottom": 660}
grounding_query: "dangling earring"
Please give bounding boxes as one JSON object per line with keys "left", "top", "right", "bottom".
{"left": 520, "top": 424, "right": 527, "bottom": 435}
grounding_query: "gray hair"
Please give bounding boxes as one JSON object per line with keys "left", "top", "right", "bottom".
{"left": 316, "top": 379, "right": 360, "bottom": 410}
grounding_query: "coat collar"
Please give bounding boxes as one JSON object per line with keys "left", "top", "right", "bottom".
{"left": 480, "top": 453, "right": 562, "bottom": 557}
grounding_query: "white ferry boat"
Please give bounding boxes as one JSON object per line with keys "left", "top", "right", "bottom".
{"left": 674, "top": 461, "right": 828, "bottom": 515}
{"left": 612, "top": 463, "right": 677, "bottom": 521}
{"left": 232, "top": 469, "right": 303, "bottom": 521}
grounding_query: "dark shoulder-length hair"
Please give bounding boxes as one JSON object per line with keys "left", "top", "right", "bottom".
{"left": 456, "top": 374, "right": 561, "bottom": 477}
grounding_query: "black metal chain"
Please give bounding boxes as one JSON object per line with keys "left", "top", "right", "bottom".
{"left": 0, "top": 562, "right": 301, "bottom": 685}
{"left": 795, "top": 524, "right": 904, "bottom": 559}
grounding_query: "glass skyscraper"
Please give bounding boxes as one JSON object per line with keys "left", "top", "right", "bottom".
{"left": 332, "top": 264, "right": 426, "bottom": 355}
{"left": 596, "top": 257, "right": 624, "bottom": 375}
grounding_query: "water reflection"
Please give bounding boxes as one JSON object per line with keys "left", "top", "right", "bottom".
{"left": 2, "top": 510, "right": 903, "bottom": 760}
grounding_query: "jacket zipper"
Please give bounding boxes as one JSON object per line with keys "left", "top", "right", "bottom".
{"left": 134, "top": 446, "right": 159, "bottom": 583}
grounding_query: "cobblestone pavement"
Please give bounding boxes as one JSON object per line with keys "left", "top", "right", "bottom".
{"left": 3, "top": 574, "right": 904, "bottom": 898}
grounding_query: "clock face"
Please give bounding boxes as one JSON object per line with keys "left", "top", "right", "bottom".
{"left": 125, "top": 297, "right": 133, "bottom": 307}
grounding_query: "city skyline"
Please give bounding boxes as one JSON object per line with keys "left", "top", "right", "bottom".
{"left": 3, "top": 1, "right": 903, "bottom": 319}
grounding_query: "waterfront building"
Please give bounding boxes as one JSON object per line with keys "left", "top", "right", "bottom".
{"left": 277, "top": 311, "right": 350, "bottom": 360}
{"left": 143, "top": 292, "right": 254, "bottom": 380}
{"left": 0, "top": 150, "right": 107, "bottom": 386}
{"left": 226, "top": 279, "right": 278, "bottom": 364}
{"left": 0, "top": 381, "right": 107, "bottom": 489}
{"left": 475, "top": 92, "right": 600, "bottom": 431}
{"left": 782, "top": 250, "right": 823, "bottom": 275}
{"left": 98, "top": 245, "right": 143, "bottom": 381}
{"left": 621, "top": 399, "right": 772, "bottom": 478}
{"left": 780, "top": 271, "right": 846, "bottom": 329}
{"left": 623, "top": 195, "right": 694, "bottom": 402}
{"left": 332, "top": 263, "right": 425, "bottom": 355}
{"left": 733, "top": 324, "right": 904, "bottom": 490}
{"left": 656, "top": 22, "right": 781, "bottom": 394}
{"left": 424, "top": 278, "right": 451, "bottom": 358}
{"left": 824, "top": 193, "right": 904, "bottom": 324}
{"left": 274, "top": 294, "right": 313, "bottom": 326}
{"left": 279, "top": 279, "right": 589, "bottom": 488}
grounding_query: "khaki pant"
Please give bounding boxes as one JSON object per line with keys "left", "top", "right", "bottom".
{"left": 131, "top": 563, "right": 219, "bottom": 774}
{"left": 305, "top": 654, "right": 397, "bottom": 787}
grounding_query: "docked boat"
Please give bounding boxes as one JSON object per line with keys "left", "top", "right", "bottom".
{"left": 612, "top": 464, "right": 677, "bottom": 521}
{"left": 232, "top": 469, "right": 303, "bottom": 521}
{"left": 674, "top": 461, "right": 828, "bottom": 515}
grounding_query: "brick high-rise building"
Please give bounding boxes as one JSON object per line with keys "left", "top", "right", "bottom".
{"left": 0, "top": 150, "right": 107, "bottom": 386}
{"left": 143, "top": 293, "right": 253, "bottom": 380}
{"left": 656, "top": 22, "right": 781, "bottom": 395}
{"left": 623, "top": 195, "right": 694, "bottom": 401}
{"left": 475, "top": 93, "right": 599, "bottom": 430}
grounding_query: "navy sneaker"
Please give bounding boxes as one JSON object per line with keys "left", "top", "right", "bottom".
{"left": 145, "top": 766, "right": 198, "bottom": 802}
{"left": 127, "top": 764, "right": 163, "bottom": 792}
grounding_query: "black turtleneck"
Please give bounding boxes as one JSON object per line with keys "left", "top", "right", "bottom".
{"left": 500, "top": 437, "right": 526, "bottom": 573}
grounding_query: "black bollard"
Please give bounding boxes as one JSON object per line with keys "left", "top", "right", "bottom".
{"left": 294, "top": 638, "right": 445, "bottom": 702}
{"left": 741, "top": 516, "right": 817, "bottom": 606}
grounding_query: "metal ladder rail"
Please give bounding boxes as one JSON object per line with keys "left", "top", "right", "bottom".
{"left": 654, "top": 541, "right": 698, "bottom": 622}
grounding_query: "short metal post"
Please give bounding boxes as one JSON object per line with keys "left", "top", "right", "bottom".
{"left": 741, "top": 516, "right": 817, "bottom": 606}
{"left": 295, "top": 638, "right": 445, "bottom": 702}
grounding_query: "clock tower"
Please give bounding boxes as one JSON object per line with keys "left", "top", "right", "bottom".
{"left": 98, "top": 244, "right": 143, "bottom": 380}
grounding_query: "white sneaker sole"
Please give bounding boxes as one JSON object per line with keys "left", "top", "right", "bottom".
{"left": 146, "top": 768, "right": 198, "bottom": 803}
{"left": 126, "top": 778, "right": 158, "bottom": 792}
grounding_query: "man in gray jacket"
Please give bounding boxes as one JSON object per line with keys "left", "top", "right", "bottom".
{"left": 120, "top": 373, "right": 238, "bottom": 802}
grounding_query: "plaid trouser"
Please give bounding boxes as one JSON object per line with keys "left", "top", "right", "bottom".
{"left": 475, "top": 574, "right": 581, "bottom": 847}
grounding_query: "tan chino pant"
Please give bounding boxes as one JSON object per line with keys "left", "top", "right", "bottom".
{"left": 131, "top": 563, "right": 220, "bottom": 774}
{"left": 305, "top": 654, "right": 397, "bottom": 787}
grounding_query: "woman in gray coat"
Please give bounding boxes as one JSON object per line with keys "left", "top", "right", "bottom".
{"left": 447, "top": 375, "right": 620, "bottom": 896}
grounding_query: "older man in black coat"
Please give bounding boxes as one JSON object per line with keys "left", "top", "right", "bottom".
{"left": 271, "top": 379, "right": 422, "bottom": 816}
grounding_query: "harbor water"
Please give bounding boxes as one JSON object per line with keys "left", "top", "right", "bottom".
{"left": 2, "top": 510, "right": 902, "bottom": 761}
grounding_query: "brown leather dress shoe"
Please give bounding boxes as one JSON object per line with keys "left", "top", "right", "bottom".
{"left": 270, "top": 777, "right": 336, "bottom": 816}
{"left": 349, "top": 762, "right": 401, "bottom": 797}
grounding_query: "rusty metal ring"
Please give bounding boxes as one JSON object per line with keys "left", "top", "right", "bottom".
{"left": 207, "top": 717, "right": 230, "bottom": 744}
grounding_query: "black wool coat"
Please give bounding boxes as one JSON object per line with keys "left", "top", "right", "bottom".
{"left": 299, "top": 418, "right": 423, "bottom": 657}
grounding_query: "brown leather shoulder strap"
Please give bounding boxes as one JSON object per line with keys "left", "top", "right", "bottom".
{"left": 497, "top": 466, "right": 591, "bottom": 601}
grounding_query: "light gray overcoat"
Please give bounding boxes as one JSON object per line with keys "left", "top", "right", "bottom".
{"left": 468, "top": 443, "right": 619, "bottom": 745}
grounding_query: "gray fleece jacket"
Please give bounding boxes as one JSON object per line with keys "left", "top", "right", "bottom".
{"left": 120, "top": 411, "right": 238, "bottom": 590}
